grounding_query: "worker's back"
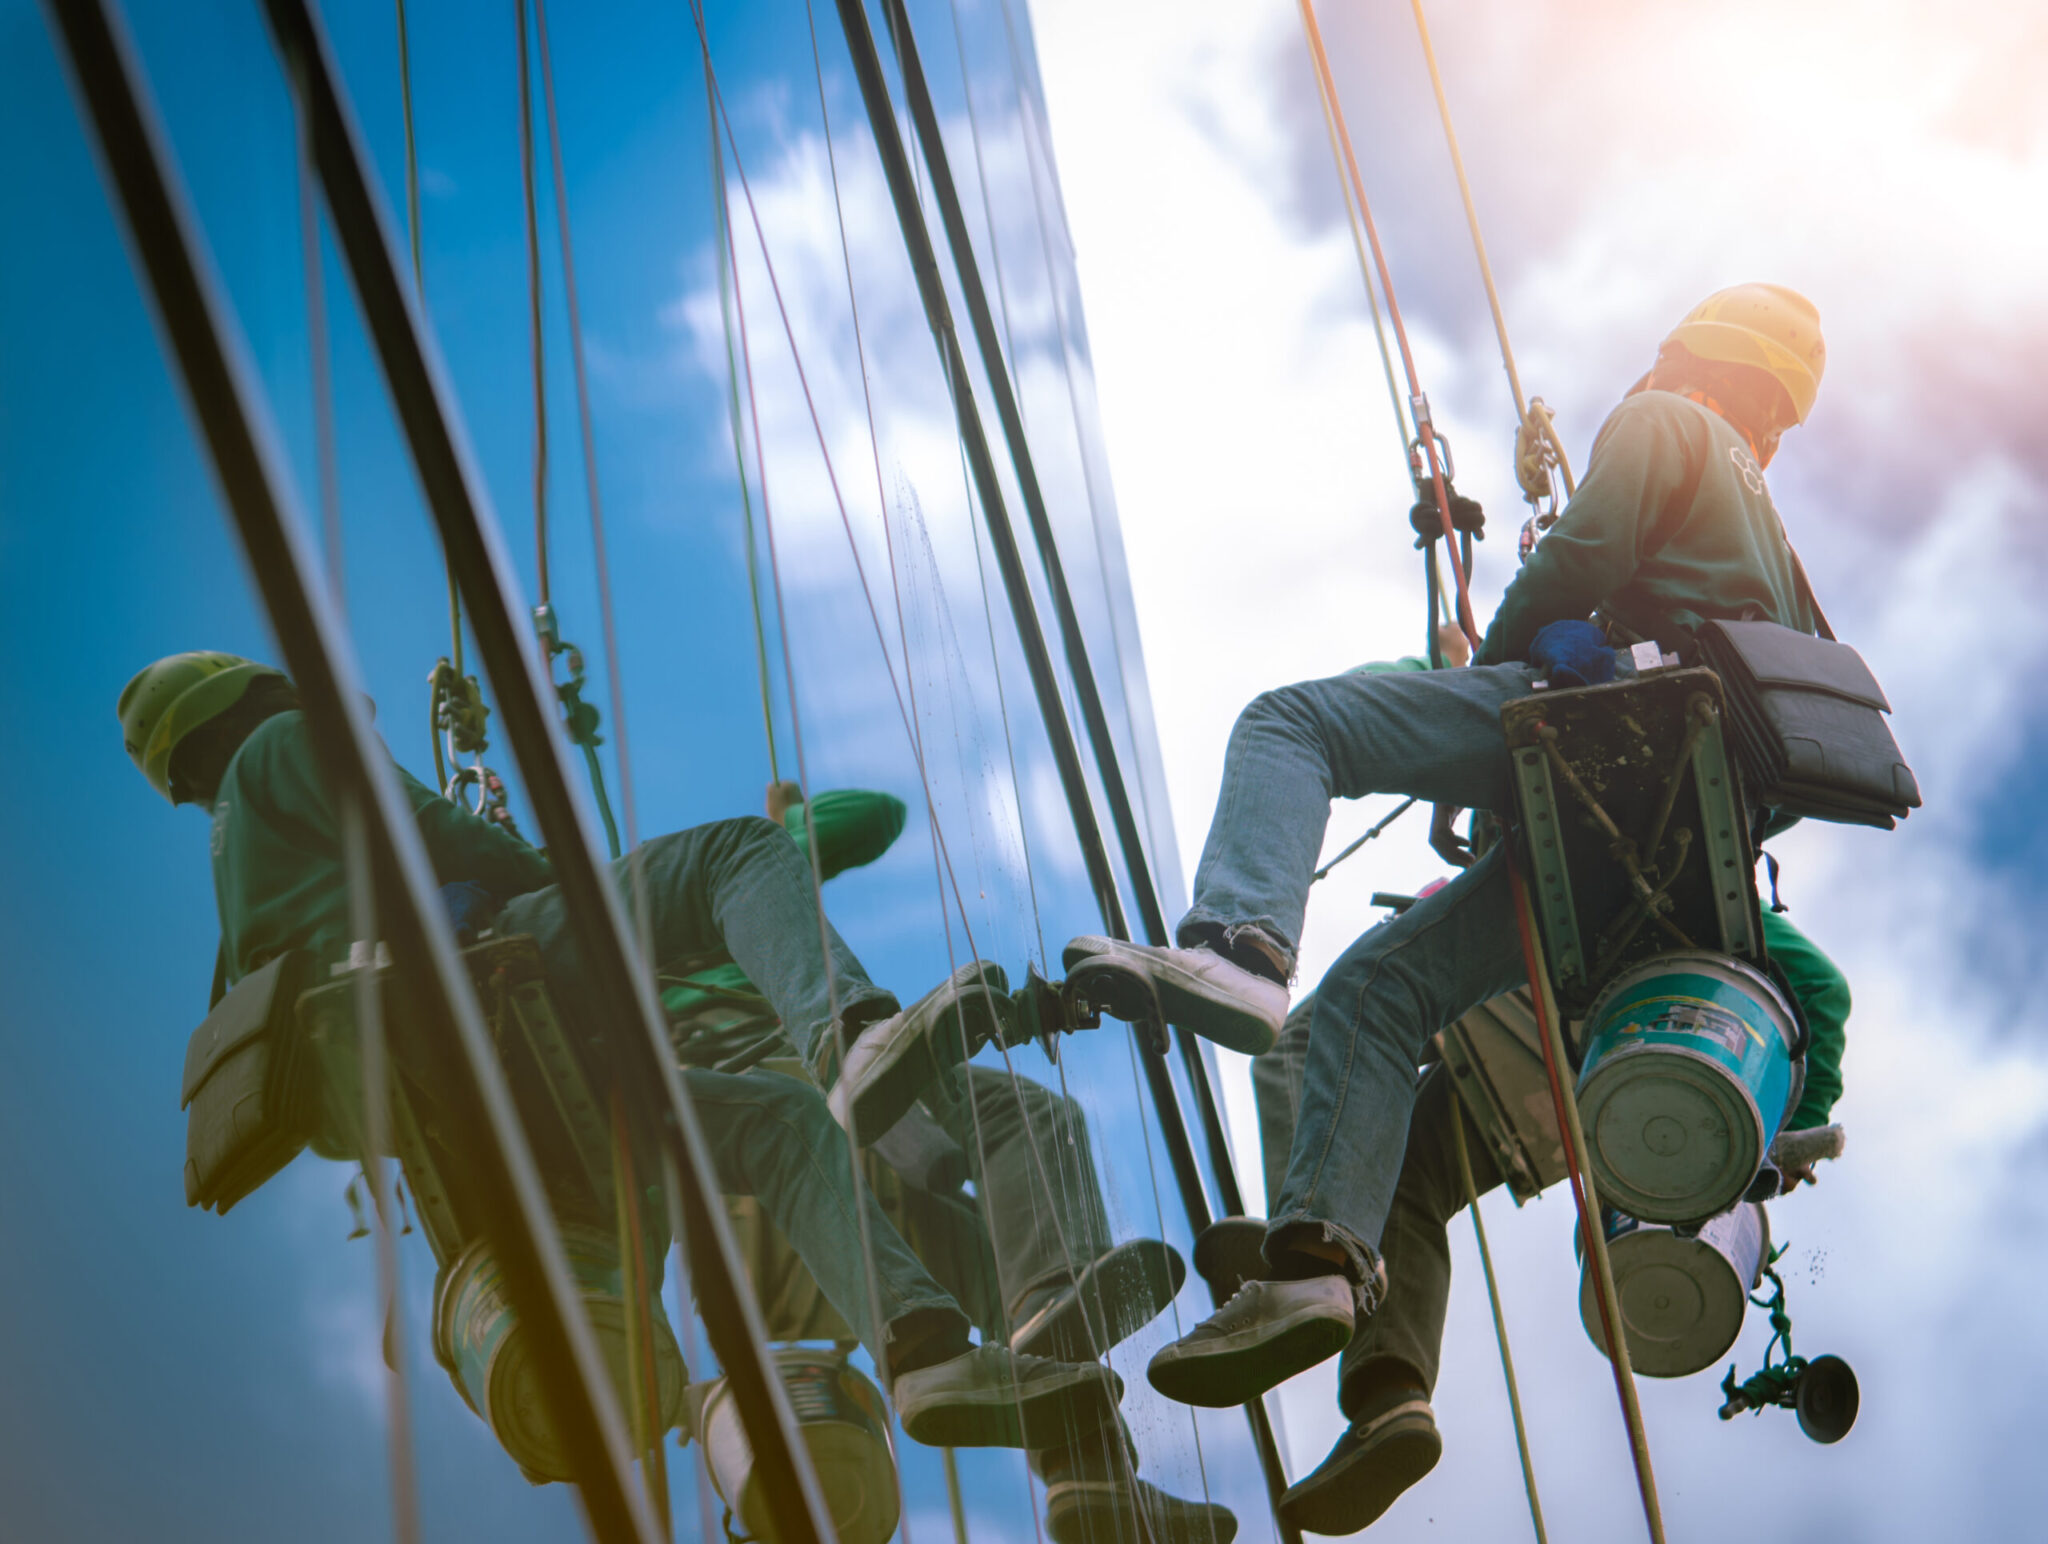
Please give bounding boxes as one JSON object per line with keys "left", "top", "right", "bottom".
{"left": 1479, "top": 390, "right": 1818, "bottom": 664}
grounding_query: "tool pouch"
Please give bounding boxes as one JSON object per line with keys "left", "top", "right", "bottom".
{"left": 1695, "top": 619, "right": 1921, "bottom": 828}
{"left": 181, "top": 949, "right": 316, "bottom": 1214}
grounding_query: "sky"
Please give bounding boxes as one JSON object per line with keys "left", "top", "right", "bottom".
{"left": 0, "top": 0, "right": 1242, "bottom": 1539}
{"left": 1027, "top": 0, "right": 2048, "bottom": 1538}
{"left": 4, "top": 0, "right": 2048, "bottom": 1542}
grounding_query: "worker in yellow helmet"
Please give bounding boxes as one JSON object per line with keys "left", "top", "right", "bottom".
{"left": 1056, "top": 288, "right": 1860, "bottom": 1507}
{"left": 120, "top": 651, "right": 1125, "bottom": 1452}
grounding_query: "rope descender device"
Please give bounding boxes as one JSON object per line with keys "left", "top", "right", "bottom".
{"left": 429, "top": 657, "right": 519, "bottom": 834}
{"left": 534, "top": 602, "right": 622, "bottom": 860}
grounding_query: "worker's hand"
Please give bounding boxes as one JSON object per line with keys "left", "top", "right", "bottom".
{"left": 766, "top": 780, "right": 803, "bottom": 824}
{"left": 1778, "top": 1161, "right": 1818, "bottom": 1193}
{"left": 1429, "top": 804, "right": 1474, "bottom": 868}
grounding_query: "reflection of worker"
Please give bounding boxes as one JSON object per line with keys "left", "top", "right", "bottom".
{"left": 669, "top": 789, "right": 1235, "bottom": 1544}
{"left": 118, "top": 653, "right": 1120, "bottom": 1449}
{"left": 1248, "top": 905, "right": 1849, "bottom": 1532}
{"left": 1062, "top": 288, "right": 1833, "bottom": 1407}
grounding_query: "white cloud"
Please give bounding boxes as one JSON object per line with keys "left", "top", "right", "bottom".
{"left": 1031, "top": 0, "right": 2048, "bottom": 1534}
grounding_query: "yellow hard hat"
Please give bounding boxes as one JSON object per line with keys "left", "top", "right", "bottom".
{"left": 1663, "top": 284, "right": 1825, "bottom": 425}
{"left": 118, "top": 651, "right": 286, "bottom": 803}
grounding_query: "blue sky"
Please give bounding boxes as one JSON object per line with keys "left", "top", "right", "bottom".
{"left": 9, "top": 0, "right": 2048, "bottom": 1540}
{"left": 1, "top": 0, "right": 1234, "bottom": 1538}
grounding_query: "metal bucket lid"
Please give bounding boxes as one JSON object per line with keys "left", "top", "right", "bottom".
{"left": 1580, "top": 1045, "right": 1766, "bottom": 1223}
{"left": 1580, "top": 1213, "right": 1757, "bottom": 1378}
{"left": 703, "top": 1349, "right": 899, "bottom": 1544}
{"left": 432, "top": 1227, "right": 686, "bottom": 1483}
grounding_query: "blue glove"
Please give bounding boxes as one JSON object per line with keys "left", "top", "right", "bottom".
{"left": 1528, "top": 620, "right": 1617, "bottom": 689}
{"left": 439, "top": 881, "right": 502, "bottom": 945}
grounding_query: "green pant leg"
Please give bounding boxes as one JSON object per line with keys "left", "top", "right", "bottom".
{"left": 1336, "top": 1065, "right": 1503, "bottom": 1417}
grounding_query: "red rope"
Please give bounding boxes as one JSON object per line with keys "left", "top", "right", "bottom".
{"left": 1507, "top": 855, "right": 1666, "bottom": 1541}
{"left": 1295, "top": 0, "right": 1478, "bottom": 652}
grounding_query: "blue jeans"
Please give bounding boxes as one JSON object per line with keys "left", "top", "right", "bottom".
{"left": 1179, "top": 665, "right": 1543, "bottom": 1292}
{"left": 501, "top": 817, "right": 899, "bottom": 1078}
{"left": 500, "top": 818, "right": 960, "bottom": 1360}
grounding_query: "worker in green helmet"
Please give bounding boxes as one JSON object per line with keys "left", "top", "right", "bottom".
{"left": 119, "top": 650, "right": 1125, "bottom": 1453}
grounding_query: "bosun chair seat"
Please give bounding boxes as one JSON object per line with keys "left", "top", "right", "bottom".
{"left": 1501, "top": 665, "right": 1762, "bottom": 1020}
{"left": 296, "top": 934, "right": 637, "bottom": 1268}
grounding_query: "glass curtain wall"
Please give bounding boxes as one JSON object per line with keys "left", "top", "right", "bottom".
{"left": 0, "top": 1, "right": 1270, "bottom": 1541}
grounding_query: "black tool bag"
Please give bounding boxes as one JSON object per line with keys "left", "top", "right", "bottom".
{"left": 1694, "top": 558, "right": 1920, "bottom": 827}
{"left": 181, "top": 949, "right": 317, "bottom": 1214}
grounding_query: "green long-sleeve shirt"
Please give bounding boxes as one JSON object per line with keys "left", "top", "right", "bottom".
{"left": 1759, "top": 907, "right": 1849, "bottom": 1131}
{"left": 1475, "top": 391, "right": 1816, "bottom": 666}
{"left": 660, "top": 789, "right": 907, "bottom": 1068}
{"left": 210, "top": 710, "right": 553, "bottom": 985}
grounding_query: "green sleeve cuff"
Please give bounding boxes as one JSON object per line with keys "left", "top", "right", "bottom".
{"left": 783, "top": 788, "right": 909, "bottom": 882}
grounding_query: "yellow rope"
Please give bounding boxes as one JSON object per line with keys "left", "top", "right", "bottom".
{"left": 1451, "top": 1104, "right": 1548, "bottom": 1544}
{"left": 1408, "top": 0, "right": 1577, "bottom": 504}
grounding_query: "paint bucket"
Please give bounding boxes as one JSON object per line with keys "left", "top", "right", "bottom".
{"left": 699, "top": 1346, "right": 899, "bottom": 1544}
{"left": 432, "top": 1225, "right": 685, "bottom": 1483}
{"left": 1579, "top": 1203, "right": 1769, "bottom": 1378}
{"left": 1575, "top": 952, "right": 1799, "bottom": 1223}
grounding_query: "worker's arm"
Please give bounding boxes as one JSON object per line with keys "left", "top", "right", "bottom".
{"left": 398, "top": 762, "right": 555, "bottom": 897}
{"left": 1474, "top": 395, "right": 1700, "bottom": 665}
{"left": 1759, "top": 907, "right": 1849, "bottom": 1131}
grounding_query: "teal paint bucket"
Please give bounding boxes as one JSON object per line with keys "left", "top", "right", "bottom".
{"left": 432, "top": 1225, "right": 685, "bottom": 1483}
{"left": 700, "top": 1347, "right": 900, "bottom": 1544}
{"left": 1576, "top": 952, "right": 1799, "bottom": 1224}
{"left": 1579, "top": 1203, "right": 1770, "bottom": 1378}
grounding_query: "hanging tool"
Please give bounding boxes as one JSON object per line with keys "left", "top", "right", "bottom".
{"left": 1718, "top": 1252, "right": 1860, "bottom": 1444}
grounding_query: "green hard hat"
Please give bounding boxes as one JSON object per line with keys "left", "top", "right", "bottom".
{"left": 118, "top": 651, "right": 287, "bottom": 804}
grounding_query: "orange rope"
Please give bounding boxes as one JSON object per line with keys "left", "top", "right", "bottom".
{"left": 1508, "top": 855, "right": 1667, "bottom": 1542}
{"left": 1295, "top": 0, "right": 1478, "bottom": 650}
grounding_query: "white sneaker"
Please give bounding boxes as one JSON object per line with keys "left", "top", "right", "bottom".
{"left": 894, "top": 1343, "right": 1122, "bottom": 1449}
{"left": 1063, "top": 935, "right": 1286, "bottom": 1054}
{"left": 828, "top": 961, "right": 1011, "bottom": 1145}
{"left": 1146, "top": 1277, "right": 1354, "bottom": 1408}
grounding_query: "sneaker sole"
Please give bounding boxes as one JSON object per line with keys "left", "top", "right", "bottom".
{"left": 899, "top": 1366, "right": 1123, "bottom": 1450}
{"left": 1046, "top": 1479, "right": 1240, "bottom": 1544}
{"left": 1279, "top": 1415, "right": 1440, "bottom": 1536}
{"left": 837, "top": 970, "right": 1006, "bottom": 1145}
{"left": 1147, "top": 1306, "right": 1352, "bottom": 1408}
{"left": 1062, "top": 942, "right": 1278, "bottom": 1055}
{"left": 1012, "top": 1239, "right": 1187, "bottom": 1361}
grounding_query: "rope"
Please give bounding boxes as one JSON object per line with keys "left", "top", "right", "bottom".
{"left": 1506, "top": 856, "right": 1667, "bottom": 1543}
{"left": 1312, "top": 795, "right": 1417, "bottom": 882}
{"left": 393, "top": 0, "right": 466, "bottom": 681}
{"left": 1300, "top": 14, "right": 1412, "bottom": 473}
{"left": 701, "top": 17, "right": 1139, "bottom": 1506}
{"left": 396, "top": 0, "right": 484, "bottom": 806}
{"left": 707, "top": 123, "right": 780, "bottom": 783}
{"left": 515, "top": 0, "right": 550, "bottom": 607}
{"left": 610, "top": 1079, "right": 672, "bottom": 1528}
{"left": 295, "top": 76, "right": 425, "bottom": 1544}
{"left": 942, "top": 1448, "right": 971, "bottom": 1544}
{"left": 1294, "top": 0, "right": 1478, "bottom": 650}
{"left": 1450, "top": 1100, "right": 1547, "bottom": 1544}
{"left": 988, "top": 0, "right": 1166, "bottom": 887}
{"left": 1407, "top": 0, "right": 1576, "bottom": 507}
{"left": 691, "top": 17, "right": 904, "bottom": 1487}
